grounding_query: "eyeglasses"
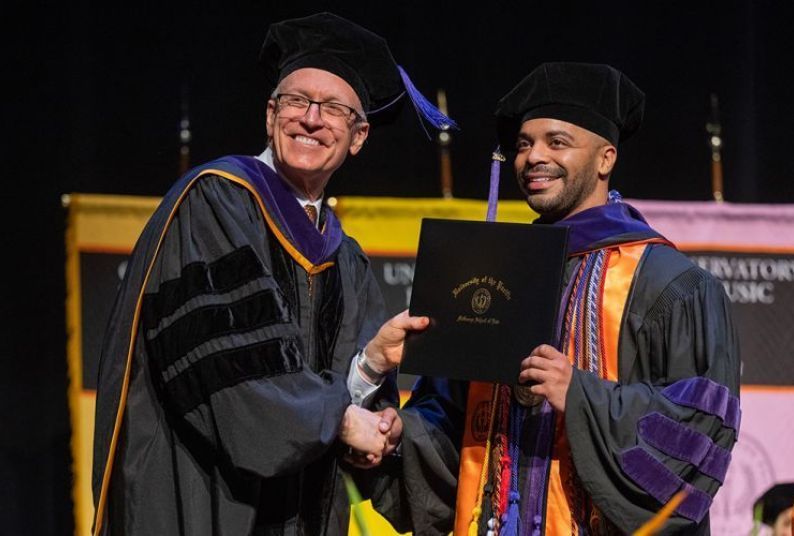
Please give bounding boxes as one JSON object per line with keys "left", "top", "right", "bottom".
{"left": 275, "top": 93, "right": 363, "bottom": 125}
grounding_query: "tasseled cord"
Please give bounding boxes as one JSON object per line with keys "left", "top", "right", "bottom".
{"left": 397, "top": 65, "right": 459, "bottom": 137}
{"left": 468, "top": 384, "right": 500, "bottom": 536}
{"left": 487, "top": 147, "right": 505, "bottom": 223}
{"left": 500, "top": 400, "right": 524, "bottom": 535}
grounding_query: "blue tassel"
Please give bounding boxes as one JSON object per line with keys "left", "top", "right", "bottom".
{"left": 500, "top": 491, "right": 521, "bottom": 536}
{"left": 397, "top": 65, "right": 459, "bottom": 136}
{"left": 487, "top": 146, "right": 504, "bottom": 222}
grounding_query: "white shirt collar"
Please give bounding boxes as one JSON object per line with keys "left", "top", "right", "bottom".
{"left": 256, "top": 146, "right": 323, "bottom": 228}
{"left": 256, "top": 145, "right": 276, "bottom": 171}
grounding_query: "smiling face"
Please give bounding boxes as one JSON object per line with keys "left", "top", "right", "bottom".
{"left": 514, "top": 118, "right": 617, "bottom": 221}
{"left": 266, "top": 68, "right": 370, "bottom": 200}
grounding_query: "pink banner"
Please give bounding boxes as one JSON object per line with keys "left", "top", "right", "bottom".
{"left": 628, "top": 199, "right": 794, "bottom": 249}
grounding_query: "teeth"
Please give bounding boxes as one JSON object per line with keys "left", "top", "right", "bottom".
{"left": 529, "top": 177, "right": 551, "bottom": 182}
{"left": 295, "top": 135, "right": 320, "bottom": 146}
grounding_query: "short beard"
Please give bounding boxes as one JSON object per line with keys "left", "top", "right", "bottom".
{"left": 526, "top": 160, "right": 600, "bottom": 222}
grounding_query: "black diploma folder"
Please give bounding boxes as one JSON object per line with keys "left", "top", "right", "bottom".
{"left": 401, "top": 218, "right": 569, "bottom": 385}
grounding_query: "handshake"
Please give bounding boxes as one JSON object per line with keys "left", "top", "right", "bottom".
{"left": 339, "top": 405, "right": 402, "bottom": 468}
{"left": 335, "top": 310, "right": 429, "bottom": 468}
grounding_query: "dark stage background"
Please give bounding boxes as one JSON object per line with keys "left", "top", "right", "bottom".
{"left": 4, "top": 1, "right": 794, "bottom": 533}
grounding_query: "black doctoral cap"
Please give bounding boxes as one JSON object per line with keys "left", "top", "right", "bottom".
{"left": 754, "top": 482, "right": 794, "bottom": 526}
{"left": 495, "top": 62, "right": 645, "bottom": 148}
{"left": 259, "top": 12, "right": 456, "bottom": 130}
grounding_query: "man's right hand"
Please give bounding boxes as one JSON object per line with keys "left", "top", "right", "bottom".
{"left": 341, "top": 406, "right": 402, "bottom": 469}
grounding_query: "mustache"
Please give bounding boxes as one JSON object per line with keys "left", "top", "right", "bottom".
{"left": 520, "top": 165, "right": 565, "bottom": 179}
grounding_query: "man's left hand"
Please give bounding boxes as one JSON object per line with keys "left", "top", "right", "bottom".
{"left": 364, "top": 310, "right": 429, "bottom": 374}
{"left": 376, "top": 407, "right": 402, "bottom": 457}
{"left": 518, "top": 344, "right": 573, "bottom": 413}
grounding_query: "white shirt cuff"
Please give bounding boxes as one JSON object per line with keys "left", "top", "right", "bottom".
{"left": 347, "top": 352, "right": 382, "bottom": 407}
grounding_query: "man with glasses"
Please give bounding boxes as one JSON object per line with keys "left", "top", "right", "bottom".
{"left": 91, "top": 12, "right": 448, "bottom": 536}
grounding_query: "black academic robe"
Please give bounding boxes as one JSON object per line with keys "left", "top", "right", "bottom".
{"left": 371, "top": 241, "right": 740, "bottom": 535}
{"left": 92, "top": 158, "right": 391, "bottom": 536}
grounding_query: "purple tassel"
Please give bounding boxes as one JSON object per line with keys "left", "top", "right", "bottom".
{"left": 487, "top": 147, "right": 504, "bottom": 222}
{"left": 500, "top": 491, "right": 521, "bottom": 536}
{"left": 397, "top": 65, "right": 459, "bottom": 136}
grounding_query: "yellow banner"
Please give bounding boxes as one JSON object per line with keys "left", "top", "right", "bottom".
{"left": 333, "top": 196, "right": 535, "bottom": 254}
{"left": 64, "top": 193, "right": 161, "bottom": 536}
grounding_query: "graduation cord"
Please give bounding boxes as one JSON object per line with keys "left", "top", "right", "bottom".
{"left": 593, "top": 252, "right": 617, "bottom": 378}
{"left": 469, "top": 383, "right": 500, "bottom": 536}
{"left": 562, "top": 248, "right": 612, "bottom": 534}
{"left": 492, "top": 384, "right": 513, "bottom": 530}
{"left": 566, "top": 449, "right": 593, "bottom": 536}
{"left": 500, "top": 400, "right": 525, "bottom": 535}
{"left": 483, "top": 388, "right": 527, "bottom": 536}
{"left": 585, "top": 251, "right": 608, "bottom": 374}
{"left": 570, "top": 253, "right": 596, "bottom": 370}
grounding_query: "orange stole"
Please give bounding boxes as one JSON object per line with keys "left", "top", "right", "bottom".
{"left": 454, "top": 382, "right": 497, "bottom": 535}
{"left": 453, "top": 242, "right": 650, "bottom": 536}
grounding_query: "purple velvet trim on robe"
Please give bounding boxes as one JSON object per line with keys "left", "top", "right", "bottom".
{"left": 620, "top": 447, "right": 712, "bottom": 523}
{"left": 620, "top": 447, "right": 681, "bottom": 504}
{"left": 661, "top": 377, "right": 740, "bottom": 432}
{"left": 699, "top": 443, "right": 732, "bottom": 483}
{"left": 222, "top": 156, "right": 344, "bottom": 266}
{"left": 638, "top": 412, "right": 731, "bottom": 483}
{"left": 678, "top": 483, "right": 713, "bottom": 523}
{"left": 639, "top": 413, "right": 710, "bottom": 463}
{"left": 551, "top": 200, "right": 664, "bottom": 255}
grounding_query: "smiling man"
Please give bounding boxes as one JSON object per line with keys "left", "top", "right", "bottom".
{"left": 514, "top": 119, "right": 615, "bottom": 222}
{"left": 265, "top": 68, "right": 369, "bottom": 201}
{"left": 90, "top": 12, "right": 446, "bottom": 536}
{"left": 372, "top": 63, "right": 741, "bottom": 535}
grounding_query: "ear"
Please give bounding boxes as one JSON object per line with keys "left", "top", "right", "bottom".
{"left": 266, "top": 99, "right": 277, "bottom": 139}
{"left": 348, "top": 121, "right": 370, "bottom": 156}
{"left": 598, "top": 144, "right": 617, "bottom": 178}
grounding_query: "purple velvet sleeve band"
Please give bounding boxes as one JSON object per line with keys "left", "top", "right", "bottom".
{"left": 620, "top": 447, "right": 680, "bottom": 502}
{"left": 700, "top": 443, "right": 732, "bottom": 483}
{"left": 661, "top": 377, "right": 741, "bottom": 433}
{"left": 638, "top": 412, "right": 731, "bottom": 483}
{"left": 620, "top": 447, "right": 712, "bottom": 523}
{"left": 678, "top": 483, "right": 714, "bottom": 523}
